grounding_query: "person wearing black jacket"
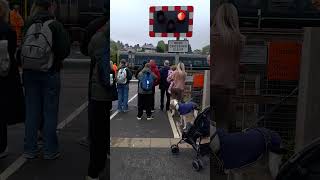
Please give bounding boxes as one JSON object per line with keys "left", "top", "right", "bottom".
{"left": 0, "top": 0, "right": 25, "bottom": 158}
{"left": 159, "top": 60, "right": 171, "bottom": 111}
{"left": 117, "top": 59, "right": 132, "bottom": 112}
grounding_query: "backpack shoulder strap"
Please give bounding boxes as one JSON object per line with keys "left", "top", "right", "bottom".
{"left": 43, "top": 19, "right": 55, "bottom": 27}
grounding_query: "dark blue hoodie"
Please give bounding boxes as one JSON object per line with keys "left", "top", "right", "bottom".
{"left": 159, "top": 66, "right": 170, "bottom": 89}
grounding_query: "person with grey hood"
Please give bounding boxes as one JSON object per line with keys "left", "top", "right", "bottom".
{"left": 86, "top": 20, "right": 116, "bottom": 180}
{"left": 137, "top": 63, "right": 157, "bottom": 120}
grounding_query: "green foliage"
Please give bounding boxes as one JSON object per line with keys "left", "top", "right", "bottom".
{"left": 156, "top": 40, "right": 166, "bottom": 53}
{"left": 202, "top": 45, "right": 210, "bottom": 55}
{"left": 110, "top": 40, "right": 118, "bottom": 64}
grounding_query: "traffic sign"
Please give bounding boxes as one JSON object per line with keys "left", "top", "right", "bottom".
{"left": 149, "top": 6, "right": 193, "bottom": 37}
{"left": 168, "top": 40, "right": 189, "bottom": 53}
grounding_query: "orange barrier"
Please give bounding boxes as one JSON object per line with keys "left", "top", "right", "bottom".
{"left": 193, "top": 73, "right": 204, "bottom": 88}
{"left": 267, "top": 41, "right": 302, "bottom": 81}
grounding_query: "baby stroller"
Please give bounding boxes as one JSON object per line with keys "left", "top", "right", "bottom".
{"left": 170, "top": 106, "right": 212, "bottom": 171}
{"left": 276, "top": 137, "right": 320, "bottom": 180}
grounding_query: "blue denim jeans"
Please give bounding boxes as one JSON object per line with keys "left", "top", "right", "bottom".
{"left": 23, "top": 71, "right": 60, "bottom": 156}
{"left": 117, "top": 84, "right": 129, "bottom": 111}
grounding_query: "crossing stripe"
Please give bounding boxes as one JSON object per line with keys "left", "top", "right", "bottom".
{"left": 167, "top": 111, "right": 181, "bottom": 138}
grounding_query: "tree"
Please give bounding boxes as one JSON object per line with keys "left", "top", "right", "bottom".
{"left": 202, "top": 45, "right": 210, "bottom": 55}
{"left": 110, "top": 40, "right": 118, "bottom": 64}
{"left": 156, "top": 40, "right": 166, "bottom": 53}
{"left": 116, "top": 41, "right": 124, "bottom": 50}
{"left": 193, "top": 49, "right": 202, "bottom": 54}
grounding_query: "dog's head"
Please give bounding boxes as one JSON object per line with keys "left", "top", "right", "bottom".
{"left": 170, "top": 99, "right": 179, "bottom": 111}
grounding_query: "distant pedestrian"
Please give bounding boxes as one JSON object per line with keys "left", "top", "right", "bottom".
{"left": 113, "top": 62, "right": 117, "bottom": 74}
{"left": 211, "top": 3, "right": 245, "bottom": 132}
{"left": 167, "top": 65, "right": 177, "bottom": 94}
{"left": 137, "top": 63, "right": 157, "bottom": 120}
{"left": 149, "top": 59, "right": 160, "bottom": 112}
{"left": 21, "top": 0, "right": 70, "bottom": 160}
{"left": 86, "top": 20, "right": 116, "bottom": 180}
{"left": 9, "top": 4, "right": 24, "bottom": 45}
{"left": 159, "top": 60, "right": 171, "bottom": 111}
{"left": 171, "top": 62, "right": 187, "bottom": 101}
{"left": 117, "top": 59, "right": 132, "bottom": 112}
{"left": 135, "top": 60, "right": 147, "bottom": 79}
{"left": 0, "top": 0, "right": 25, "bottom": 159}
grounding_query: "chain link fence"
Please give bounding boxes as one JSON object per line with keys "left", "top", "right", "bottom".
{"left": 231, "top": 67, "right": 299, "bottom": 160}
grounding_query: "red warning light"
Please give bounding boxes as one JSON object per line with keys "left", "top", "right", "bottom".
{"left": 177, "top": 11, "right": 186, "bottom": 21}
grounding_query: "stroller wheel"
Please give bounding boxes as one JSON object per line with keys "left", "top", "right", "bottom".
{"left": 192, "top": 159, "right": 203, "bottom": 172}
{"left": 171, "top": 144, "right": 179, "bottom": 154}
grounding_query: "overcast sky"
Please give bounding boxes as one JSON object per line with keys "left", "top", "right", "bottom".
{"left": 110, "top": 0, "right": 210, "bottom": 50}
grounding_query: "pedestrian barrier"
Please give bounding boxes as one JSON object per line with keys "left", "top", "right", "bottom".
{"left": 192, "top": 73, "right": 204, "bottom": 88}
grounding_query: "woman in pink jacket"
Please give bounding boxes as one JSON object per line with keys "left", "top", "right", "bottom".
{"left": 171, "top": 62, "right": 187, "bottom": 101}
{"left": 211, "top": 3, "right": 245, "bottom": 132}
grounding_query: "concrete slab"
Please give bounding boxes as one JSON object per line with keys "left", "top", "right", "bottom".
{"left": 110, "top": 148, "right": 210, "bottom": 180}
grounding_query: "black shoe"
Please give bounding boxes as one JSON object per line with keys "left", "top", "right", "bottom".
{"left": 160, "top": 107, "right": 164, "bottom": 111}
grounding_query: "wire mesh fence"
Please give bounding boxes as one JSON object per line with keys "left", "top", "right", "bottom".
{"left": 231, "top": 68, "right": 299, "bottom": 159}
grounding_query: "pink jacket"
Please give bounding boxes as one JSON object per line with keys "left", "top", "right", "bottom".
{"left": 172, "top": 71, "right": 186, "bottom": 90}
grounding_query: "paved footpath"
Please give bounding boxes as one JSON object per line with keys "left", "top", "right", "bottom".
{"left": 0, "top": 58, "right": 211, "bottom": 180}
{"left": 110, "top": 88, "right": 210, "bottom": 180}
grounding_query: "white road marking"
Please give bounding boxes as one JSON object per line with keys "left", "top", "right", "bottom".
{"left": 1, "top": 93, "right": 138, "bottom": 180}
{"left": 57, "top": 101, "right": 89, "bottom": 130}
{"left": 0, "top": 156, "right": 26, "bottom": 180}
{"left": 0, "top": 100, "right": 88, "bottom": 180}
{"left": 167, "top": 111, "right": 181, "bottom": 138}
{"left": 130, "top": 79, "right": 138, "bottom": 83}
{"left": 110, "top": 94, "right": 137, "bottom": 120}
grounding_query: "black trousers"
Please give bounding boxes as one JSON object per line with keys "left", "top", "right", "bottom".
{"left": 151, "top": 87, "right": 155, "bottom": 110}
{"left": 211, "top": 87, "right": 236, "bottom": 132}
{"left": 88, "top": 100, "right": 111, "bottom": 178}
{"left": 0, "top": 121, "right": 7, "bottom": 153}
{"left": 160, "top": 88, "right": 170, "bottom": 110}
{"left": 137, "top": 93, "right": 152, "bottom": 117}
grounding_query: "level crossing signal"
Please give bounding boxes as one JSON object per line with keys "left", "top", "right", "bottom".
{"left": 149, "top": 6, "right": 193, "bottom": 37}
